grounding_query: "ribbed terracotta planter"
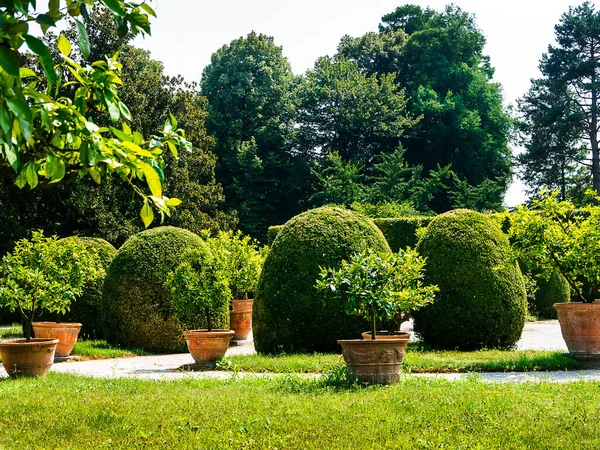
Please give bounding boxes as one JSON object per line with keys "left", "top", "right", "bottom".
{"left": 338, "top": 332, "right": 410, "bottom": 385}
{"left": 183, "top": 329, "right": 234, "bottom": 365}
{"left": 33, "top": 322, "right": 82, "bottom": 357}
{"left": 0, "top": 338, "right": 59, "bottom": 377}
{"left": 554, "top": 302, "right": 600, "bottom": 355}
{"left": 230, "top": 299, "right": 253, "bottom": 340}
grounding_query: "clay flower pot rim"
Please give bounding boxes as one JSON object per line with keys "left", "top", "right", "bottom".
{"left": 553, "top": 302, "right": 600, "bottom": 310}
{"left": 33, "top": 321, "right": 82, "bottom": 328}
{"left": 0, "top": 338, "right": 59, "bottom": 346}
{"left": 184, "top": 329, "right": 235, "bottom": 335}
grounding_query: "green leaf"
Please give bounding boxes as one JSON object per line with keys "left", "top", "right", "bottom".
{"left": 6, "top": 97, "right": 32, "bottom": 123}
{"left": 25, "top": 163, "right": 38, "bottom": 189}
{"left": 140, "top": 3, "right": 157, "bottom": 17}
{"left": 49, "top": 157, "right": 65, "bottom": 182}
{"left": 19, "top": 67, "right": 37, "bottom": 78}
{"left": 0, "top": 104, "right": 12, "bottom": 136}
{"left": 142, "top": 162, "right": 162, "bottom": 198}
{"left": 49, "top": 0, "right": 60, "bottom": 13}
{"left": 106, "top": 99, "right": 120, "bottom": 122}
{"left": 165, "top": 198, "right": 182, "bottom": 207}
{"left": 3, "top": 142, "right": 19, "bottom": 171}
{"left": 57, "top": 34, "right": 71, "bottom": 57}
{"left": 24, "top": 35, "right": 57, "bottom": 83}
{"left": 0, "top": 46, "right": 20, "bottom": 77}
{"left": 15, "top": 169, "right": 27, "bottom": 189}
{"left": 35, "top": 13, "right": 56, "bottom": 27}
{"left": 118, "top": 101, "right": 131, "bottom": 121}
{"left": 102, "top": 0, "right": 126, "bottom": 16}
{"left": 74, "top": 19, "right": 90, "bottom": 59}
{"left": 140, "top": 199, "right": 154, "bottom": 228}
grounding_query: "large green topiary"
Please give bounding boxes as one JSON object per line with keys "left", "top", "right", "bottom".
{"left": 55, "top": 237, "right": 116, "bottom": 339}
{"left": 102, "top": 226, "right": 228, "bottom": 353}
{"left": 413, "top": 209, "right": 527, "bottom": 350}
{"left": 254, "top": 206, "right": 391, "bottom": 354}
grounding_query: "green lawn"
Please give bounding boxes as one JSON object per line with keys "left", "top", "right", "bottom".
{"left": 0, "top": 374, "right": 599, "bottom": 449}
{"left": 221, "top": 344, "right": 580, "bottom": 373}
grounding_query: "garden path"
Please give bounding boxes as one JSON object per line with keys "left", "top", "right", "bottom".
{"left": 2, "top": 321, "right": 596, "bottom": 382}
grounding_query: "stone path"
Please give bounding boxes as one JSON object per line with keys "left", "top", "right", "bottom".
{"left": 2, "top": 321, "right": 599, "bottom": 382}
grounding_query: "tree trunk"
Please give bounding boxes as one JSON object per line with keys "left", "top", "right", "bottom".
{"left": 591, "top": 45, "right": 600, "bottom": 195}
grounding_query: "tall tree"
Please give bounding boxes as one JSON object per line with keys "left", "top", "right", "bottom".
{"left": 337, "top": 4, "right": 512, "bottom": 211}
{"left": 518, "top": 2, "right": 600, "bottom": 198}
{"left": 201, "top": 32, "right": 306, "bottom": 239}
{"left": 296, "top": 56, "right": 417, "bottom": 165}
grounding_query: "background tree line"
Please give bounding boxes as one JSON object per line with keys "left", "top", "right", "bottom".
{"left": 2, "top": 2, "right": 595, "bottom": 248}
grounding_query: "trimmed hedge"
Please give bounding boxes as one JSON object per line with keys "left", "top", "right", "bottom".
{"left": 102, "top": 226, "right": 228, "bottom": 353}
{"left": 414, "top": 209, "right": 527, "bottom": 350}
{"left": 255, "top": 206, "right": 391, "bottom": 353}
{"left": 267, "top": 225, "right": 284, "bottom": 246}
{"left": 532, "top": 270, "right": 570, "bottom": 319}
{"left": 268, "top": 216, "right": 433, "bottom": 252}
{"left": 372, "top": 217, "right": 433, "bottom": 252}
{"left": 57, "top": 237, "right": 116, "bottom": 339}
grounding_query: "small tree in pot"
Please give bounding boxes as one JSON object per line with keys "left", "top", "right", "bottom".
{"left": 203, "top": 230, "right": 266, "bottom": 340}
{"left": 510, "top": 191, "right": 600, "bottom": 355}
{"left": 165, "top": 246, "right": 233, "bottom": 366}
{"left": 316, "top": 248, "right": 437, "bottom": 384}
{"left": 0, "top": 231, "right": 103, "bottom": 376}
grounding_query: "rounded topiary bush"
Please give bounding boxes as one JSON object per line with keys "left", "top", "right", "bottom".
{"left": 413, "top": 209, "right": 527, "bottom": 350}
{"left": 254, "top": 206, "right": 391, "bottom": 354}
{"left": 531, "top": 270, "right": 570, "bottom": 319}
{"left": 102, "top": 226, "right": 228, "bottom": 353}
{"left": 55, "top": 236, "right": 116, "bottom": 339}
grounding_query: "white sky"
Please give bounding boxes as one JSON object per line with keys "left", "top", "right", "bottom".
{"left": 134, "top": 0, "right": 590, "bottom": 207}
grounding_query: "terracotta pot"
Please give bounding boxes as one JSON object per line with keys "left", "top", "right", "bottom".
{"left": 230, "top": 299, "right": 253, "bottom": 340}
{"left": 338, "top": 333, "right": 410, "bottom": 385}
{"left": 0, "top": 338, "right": 59, "bottom": 377}
{"left": 361, "top": 330, "right": 411, "bottom": 340}
{"left": 33, "top": 322, "right": 82, "bottom": 357}
{"left": 554, "top": 302, "right": 600, "bottom": 354}
{"left": 183, "top": 329, "right": 235, "bottom": 365}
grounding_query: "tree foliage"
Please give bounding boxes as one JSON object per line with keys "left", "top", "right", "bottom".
{"left": 0, "top": 0, "right": 190, "bottom": 224}
{"left": 518, "top": 2, "right": 600, "bottom": 199}
{"left": 296, "top": 56, "right": 417, "bottom": 165}
{"left": 0, "top": 7, "right": 234, "bottom": 250}
{"left": 337, "top": 4, "right": 512, "bottom": 211}
{"left": 200, "top": 32, "right": 306, "bottom": 240}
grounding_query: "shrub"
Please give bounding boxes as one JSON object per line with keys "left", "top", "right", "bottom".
{"left": 204, "top": 230, "right": 266, "bottom": 300}
{"left": 54, "top": 237, "right": 116, "bottom": 339}
{"left": 316, "top": 248, "right": 437, "bottom": 338}
{"left": 373, "top": 217, "right": 434, "bottom": 252}
{"left": 102, "top": 226, "right": 227, "bottom": 353}
{"left": 413, "top": 209, "right": 527, "bottom": 350}
{"left": 166, "top": 247, "right": 231, "bottom": 331}
{"left": 267, "top": 226, "right": 284, "bottom": 246}
{"left": 0, "top": 231, "right": 104, "bottom": 341}
{"left": 254, "top": 206, "right": 390, "bottom": 353}
{"left": 531, "top": 270, "right": 570, "bottom": 319}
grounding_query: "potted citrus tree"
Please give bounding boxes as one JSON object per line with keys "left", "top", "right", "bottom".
{"left": 165, "top": 246, "right": 233, "bottom": 366}
{"left": 0, "top": 231, "right": 103, "bottom": 376}
{"left": 316, "top": 248, "right": 437, "bottom": 384}
{"left": 510, "top": 191, "right": 600, "bottom": 356}
{"left": 204, "top": 230, "right": 266, "bottom": 341}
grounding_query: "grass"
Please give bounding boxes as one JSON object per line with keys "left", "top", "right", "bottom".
{"left": 221, "top": 342, "right": 581, "bottom": 374}
{"left": 0, "top": 324, "right": 147, "bottom": 361}
{"left": 71, "top": 340, "right": 149, "bottom": 360}
{"left": 0, "top": 324, "right": 22, "bottom": 339}
{"left": 1, "top": 373, "right": 600, "bottom": 448}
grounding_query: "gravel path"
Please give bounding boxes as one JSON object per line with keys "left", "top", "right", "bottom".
{"left": 2, "top": 321, "right": 598, "bottom": 382}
